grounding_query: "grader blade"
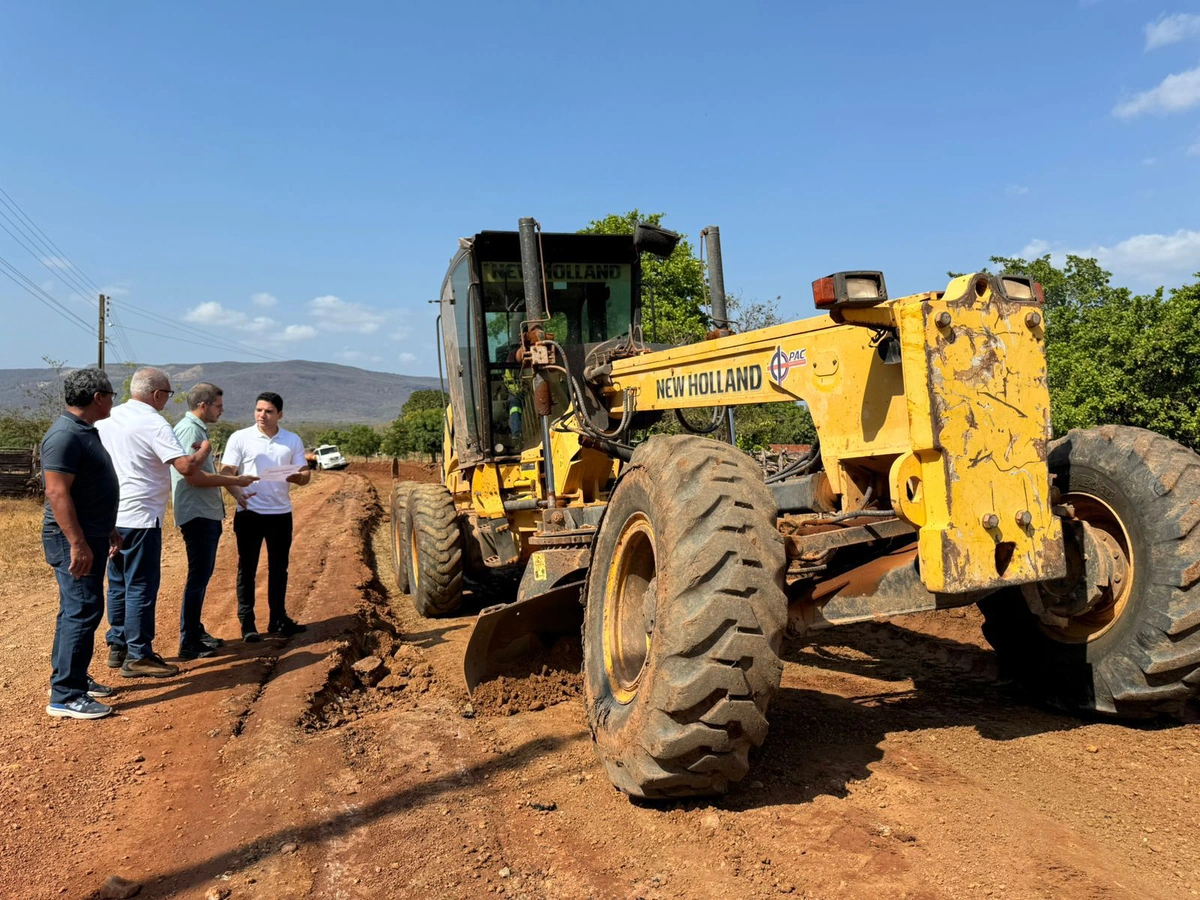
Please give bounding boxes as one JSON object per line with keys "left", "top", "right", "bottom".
{"left": 463, "top": 547, "right": 589, "bottom": 695}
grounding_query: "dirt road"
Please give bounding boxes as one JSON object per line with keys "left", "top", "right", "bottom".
{"left": 1, "top": 464, "right": 1197, "bottom": 900}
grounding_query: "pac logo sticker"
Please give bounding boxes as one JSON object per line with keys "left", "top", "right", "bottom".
{"left": 769, "top": 346, "right": 808, "bottom": 385}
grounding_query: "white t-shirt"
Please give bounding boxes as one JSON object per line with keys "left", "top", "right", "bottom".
{"left": 96, "top": 399, "right": 188, "bottom": 529}
{"left": 221, "top": 425, "right": 307, "bottom": 515}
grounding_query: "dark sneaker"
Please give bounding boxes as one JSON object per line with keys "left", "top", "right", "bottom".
{"left": 120, "top": 654, "right": 179, "bottom": 678}
{"left": 178, "top": 643, "right": 216, "bottom": 661}
{"left": 107, "top": 646, "right": 127, "bottom": 668}
{"left": 47, "top": 677, "right": 115, "bottom": 700}
{"left": 199, "top": 630, "right": 225, "bottom": 649}
{"left": 242, "top": 631, "right": 261, "bottom": 643}
{"left": 267, "top": 619, "right": 307, "bottom": 637}
{"left": 47, "top": 697, "right": 113, "bottom": 719}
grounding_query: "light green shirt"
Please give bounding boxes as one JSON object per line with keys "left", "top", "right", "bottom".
{"left": 171, "top": 412, "right": 224, "bottom": 526}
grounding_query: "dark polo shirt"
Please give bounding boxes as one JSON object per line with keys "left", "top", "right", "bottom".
{"left": 41, "top": 412, "right": 120, "bottom": 539}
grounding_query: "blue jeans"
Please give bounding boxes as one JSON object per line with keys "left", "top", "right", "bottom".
{"left": 45, "top": 529, "right": 107, "bottom": 704}
{"left": 180, "top": 517, "right": 222, "bottom": 647}
{"left": 106, "top": 526, "right": 163, "bottom": 660}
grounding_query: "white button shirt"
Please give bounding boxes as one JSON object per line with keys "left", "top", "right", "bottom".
{"left": 221, "top": 425, "right": 307, "bottom": 514}
{"left": 96, "top": 399, "right": 188, "bottom": 529}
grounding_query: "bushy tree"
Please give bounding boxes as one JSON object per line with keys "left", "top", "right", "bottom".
{"left": 579, "top": 210, "right": 709, "bottom": 344}
{"left": 382, "top": 390, "right": 447, "bottom": 461}
{"left": 581, "top": 213, "right": 819, "bottom": 452}
{"left": 990, "top": 255, "right": 1200, "bottom": 450}
{"left": 0, "top": 356, "right": 67, "bottom": 448}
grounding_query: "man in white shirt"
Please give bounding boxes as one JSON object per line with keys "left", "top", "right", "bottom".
{"left": 96, "top": 368, "right": 209, "bottom": 678}
{"left": 220, "top": 391, "right": 311, "bottom": 642}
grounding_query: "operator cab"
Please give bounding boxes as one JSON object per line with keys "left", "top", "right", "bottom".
{"left": 439, "top": 230, "right": 642, "bottom": 468}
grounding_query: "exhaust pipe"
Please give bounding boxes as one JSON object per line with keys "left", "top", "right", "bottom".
{"left": 702, "top": 225, "right": 729, "bottom": 332}
{"left": 518, "top": 217, "right": 545, "bottom": 324}
{"left": 518, "top": 217, "right": 556, "bottom": 506}
{"left": 702, "top": 225, "right": 737, "bottom": 444}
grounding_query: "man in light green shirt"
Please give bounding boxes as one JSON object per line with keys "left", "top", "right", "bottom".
{"left": 171, "top": 383, "right": 257, "bottom": 659}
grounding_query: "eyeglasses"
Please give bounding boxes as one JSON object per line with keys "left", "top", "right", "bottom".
{"left": 95, "top": 390, "right": 115, "bottom": 397}
{"left": 153, "top": 388, "right": 175, "bottom": 398}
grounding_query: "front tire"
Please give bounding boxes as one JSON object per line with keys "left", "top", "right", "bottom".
{"left": 980, "top": 426, "right": 1200, "bottom": 719}
{"left": 389, "top": 483, "right": 413, "bottom": 594}
{"left": 407, "top": 483, "right": 464, "bottom": 617}
{"left": 583, "top": 435, "right": 787, "bottom": 799}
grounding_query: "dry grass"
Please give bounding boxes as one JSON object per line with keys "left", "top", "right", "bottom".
{"left": 0, "top": 497, "right": 46, "bottom": 589}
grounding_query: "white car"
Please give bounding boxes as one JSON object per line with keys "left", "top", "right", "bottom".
{"left": 313, "top": 444, "right": 348, "bottom": 471}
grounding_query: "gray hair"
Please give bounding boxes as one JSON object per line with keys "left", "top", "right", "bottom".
{"left": 187, "top": 382, "right": 223, "bottom": 410}
{"left": 129, "top": 367, "right": 169, "bottom": 400}
{"left": 63, "top": 368, "right": 113, "bottom": 408}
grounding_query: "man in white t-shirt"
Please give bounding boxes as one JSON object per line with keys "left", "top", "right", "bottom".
{"left": 96, "top": 367, "right": 210, "bottom": 678}
{"left": 220, "top": 391, "right": 310, "bottom": 642}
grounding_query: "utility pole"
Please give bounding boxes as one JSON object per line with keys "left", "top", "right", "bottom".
{"left": 97, "top": 294, "right": 108, "bottom": 370}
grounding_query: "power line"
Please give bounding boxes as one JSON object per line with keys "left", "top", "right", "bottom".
{"left": 107, "top": 303, "right": 139, "bottom": 363}
{"left": 123, "top": 303, "right": 287, "bottom": 360}
{"left": 0, "top": 183, "right": 289, "bottom": 363}
{"left": 0, "top": 209, "right": 101, "bottom": 307}
{"left": 0, "top": 256, "right": 95, "bottom": 336}
{"left": 119, "top": 324, "right": 285, "bottom": 361}
{"left": 0, "top": 185, "right": 105, "bottom": 297}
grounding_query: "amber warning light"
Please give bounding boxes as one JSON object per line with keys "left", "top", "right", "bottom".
{"left": 812, "top": 271, "right": 888, "bottom": 309}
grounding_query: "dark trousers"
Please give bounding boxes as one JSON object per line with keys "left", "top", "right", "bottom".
{"left": 180, "top": 517, "right": 222, "bottom": 648}
{"left": 45, "top": 529, "right": 107, "bottom": 704}
{"left": 233, "top": 510, "right": 293, "bottom": 632}
{"left": 106, "top": 526, "right": 162, "bottom": 660}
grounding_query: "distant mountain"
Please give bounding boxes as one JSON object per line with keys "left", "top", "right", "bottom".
{"left": 0, "top": 360, "right": 441, "bottom": 424}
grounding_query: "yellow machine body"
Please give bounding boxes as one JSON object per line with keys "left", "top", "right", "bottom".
{"left": 598, "top": 273, "right": 1064, "bottom": 594}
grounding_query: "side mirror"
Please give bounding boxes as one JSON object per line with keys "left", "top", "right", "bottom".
{"left": 633, "top": 222, "right": 680, "bottom": 259}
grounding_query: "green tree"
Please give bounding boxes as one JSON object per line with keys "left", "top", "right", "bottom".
{"left": 990, "top": 255, "right": 1200, "bottom": 450}
{"left": 339, "top": 424, "right": 383, "bottom": 457}
{"left": 0, "top": 356, "right": 67, "bottom": 448}
{"left": 382, "top": 390, "right": 447, "bottom": 461}
{"left": 579, "top": 213, "right": 819, "bottom": 451}
{"left": 316, "top": 427, "right": 345, "bottom": 447}
{"left": 206, "top": 420, "right": 238, "bottom": 456}
{"left": 401, "top": 389, "right": 448, "bottom": 412}
{"left": 579, "top": 210, "right": 708, "bottom": 344}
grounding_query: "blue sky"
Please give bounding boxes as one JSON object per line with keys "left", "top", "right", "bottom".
{"left": 1, "top": 1, "right": 1198, "bottom": 376}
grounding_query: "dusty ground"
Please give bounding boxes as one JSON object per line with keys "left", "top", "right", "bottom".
{"left": 1, "top": 460, "right": 1198, "bottom": 900}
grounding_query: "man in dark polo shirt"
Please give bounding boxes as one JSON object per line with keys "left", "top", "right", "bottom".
{"left": 42, "top": 367, "right": 122, "bottom": 719}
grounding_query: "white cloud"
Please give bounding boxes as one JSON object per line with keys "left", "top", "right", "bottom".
{"left": 39, "top": 255, "right": 70, "bottom": 269}
{"left": 184, "top": 301, "right": 276, "bottom": 333}
{"left": 398, "top": 352, "right": 417, "bottom": 365}
{"left": 1145, "top": 13, "right": 1200, "bottom": 51}
{"left": 1018, "top": 239, "right": 1052, "bottom": 259}
{"left": 1141, "top": 156, "right": 1158, "bottom": 166}
{"left": 336, "top": 349, "right": 366, "bottom": 361}
{"left": 1017, "top": 230, "right": 1200, "bottom": 287}
{"left": 1113, "top": 64, "right": 1200, "bottom": 118}
{"left": 251, "top": 292, "right": 278, "bottom": 308}
{"left": 308, "top": 294, "right": 386, "bottom": 334}
{"left": 1005, "top": 184, "right": 1030, "bottom": 197}
{"left": 1188, "top": 138, "right": 1200, "bottom": 157}
{"left": 278, "top": 324, "right": 317, "bottom": 342}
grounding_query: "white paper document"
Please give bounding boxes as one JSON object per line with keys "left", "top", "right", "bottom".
{"left": 254, "top": 454, "right": 307, "bottom": 482}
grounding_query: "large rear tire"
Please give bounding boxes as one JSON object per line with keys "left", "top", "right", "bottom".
{"left": 980, "top": 426, "right": 1200, "bottom": 719}
{"left": 407, "top": 483, "right": 464, "bottom": 617}
{"left": 389, "top": 483, "right": 412, "bottom": 594}
{"left": 583, "top": 435, "right": 787, "bottom": 799}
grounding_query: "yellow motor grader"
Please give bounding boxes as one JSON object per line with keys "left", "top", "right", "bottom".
{"left": 390, "top": 217, "right": 1200, "bottom": 799}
